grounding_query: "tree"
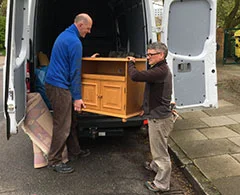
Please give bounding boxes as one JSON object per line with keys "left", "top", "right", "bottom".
{"left": 0, "top": 16, "right": 5, "bottom": 49}
{"left": 0, "top": 0, "right": 7, "bottom": 16}
{"left": 0, "top": 0, "right": 6, "bottom": 51}
{"left": 217, "top": 0, "right": 240, "bottom": 29}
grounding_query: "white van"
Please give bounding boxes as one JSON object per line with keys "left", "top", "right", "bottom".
{"left": 3, "top": 0, "right": 218, "bottom": 139}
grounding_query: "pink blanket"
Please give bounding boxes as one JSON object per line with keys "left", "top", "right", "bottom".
{"left": 21, "top": 93, "right": 68, "bottom": 168}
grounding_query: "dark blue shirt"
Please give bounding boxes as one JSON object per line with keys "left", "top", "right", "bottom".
{"left": 128, "top": 59, "right": 172, "bottom": 119}
{"left": 45, "top": 24, "right": 82, "bottom": 100}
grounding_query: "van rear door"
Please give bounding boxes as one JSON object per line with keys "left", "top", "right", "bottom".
{"left": 161, "top": 0, "right": 218, "bottom": 109}
{"left": 3, "top": 0, "right": 31, "bottom": 139}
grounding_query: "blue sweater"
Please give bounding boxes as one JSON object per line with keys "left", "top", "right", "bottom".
{"left": 45, "top": 24, "right": 82, "bottom": 100}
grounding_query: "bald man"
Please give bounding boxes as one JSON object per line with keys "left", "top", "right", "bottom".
{"left": 45, "top": 13, "right": 92, "bottom": 173}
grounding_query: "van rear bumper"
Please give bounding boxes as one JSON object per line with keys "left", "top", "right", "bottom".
{"left": 76, "top": 112, "right": 145, "bottom": 138}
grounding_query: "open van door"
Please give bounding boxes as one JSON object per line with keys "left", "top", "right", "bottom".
{"left": 3, "top": 0, "right": 31, "bottom": 139}
{"left": 161, "top": 0, "right": 218, "bottom": 109}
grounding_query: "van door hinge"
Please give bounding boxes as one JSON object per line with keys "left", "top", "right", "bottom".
{"left": 8, "top": 104, "right": 15, "bottom": 112}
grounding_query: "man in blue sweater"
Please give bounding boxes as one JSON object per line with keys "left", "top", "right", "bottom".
{"left": 45, "top": 13, "right": 92, "bottom": 173}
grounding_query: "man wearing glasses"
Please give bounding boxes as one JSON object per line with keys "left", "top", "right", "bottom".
{"left": 127, "top": 42, "right": 173, "bottom": 193}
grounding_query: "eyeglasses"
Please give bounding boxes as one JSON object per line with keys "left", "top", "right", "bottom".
{"left": 145, "top": 52, "right": 161, "bottom": 57}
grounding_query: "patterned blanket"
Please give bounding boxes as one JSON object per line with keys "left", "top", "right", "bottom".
{"left": 21, "top": 93, "right": 68, "bottom": 168}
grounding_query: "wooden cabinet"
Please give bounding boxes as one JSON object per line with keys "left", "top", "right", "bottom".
{"left": 81, "top": 57, "right": 146, "bottom": 121}
{"left": 82, "top": 79, "right": 125, "bottom": 114}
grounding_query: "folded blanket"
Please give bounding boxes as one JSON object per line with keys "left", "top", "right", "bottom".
{"left": 21, "top": 92, "right": 68, "bottom": 168}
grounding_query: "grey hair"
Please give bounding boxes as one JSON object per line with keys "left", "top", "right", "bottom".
{"left": 147, "top": 42, "right": 168, "bottom": 58}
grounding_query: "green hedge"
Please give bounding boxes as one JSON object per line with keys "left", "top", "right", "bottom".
{"left": 0, "top": 16, "right": 5, "bottom": 53}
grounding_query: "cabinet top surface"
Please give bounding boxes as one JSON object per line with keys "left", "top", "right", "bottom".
{"left": 82, "top": 57, "right": 146, "bottom": 62}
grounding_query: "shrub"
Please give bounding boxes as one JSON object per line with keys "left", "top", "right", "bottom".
{"left": 0, "top": 16, "right": 5, "bottom": 51}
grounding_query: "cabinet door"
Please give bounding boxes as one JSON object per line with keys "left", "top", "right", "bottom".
{"left": 82, "top": 79, "right": 100, "bottom": 110}
{"left": 100, "top": 81, "right": 125, "bottom": 114}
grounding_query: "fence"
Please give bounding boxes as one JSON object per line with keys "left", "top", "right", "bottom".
{"left": 223, "top": 28, "right": 240, "bottom": 64}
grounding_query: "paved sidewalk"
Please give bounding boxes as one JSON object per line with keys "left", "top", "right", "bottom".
{"left": 169, "top": 65, "right": 240, "bottom": 195}
{"left": 0, "top": 55, "right": 5, "bottom": 69}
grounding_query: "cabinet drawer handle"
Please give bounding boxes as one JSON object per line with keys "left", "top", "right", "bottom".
{"left": 98, "top": 95, "right": 103, "bottom": 98}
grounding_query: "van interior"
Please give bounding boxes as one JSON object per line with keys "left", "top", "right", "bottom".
{"left": 33, "top": 0, "right": 148, "bottom": 64}
{"left": 27, "top": 0, "right": 149, "bottom": 134}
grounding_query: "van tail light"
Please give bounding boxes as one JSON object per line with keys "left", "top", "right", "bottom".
{"left": 26, "top": 60, "right": 30, "bottom": 93}
{"left": 143, "top": 119, "right": 148, "bottom": 125}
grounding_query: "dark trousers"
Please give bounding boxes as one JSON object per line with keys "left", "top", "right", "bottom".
{"left": 45, "top": 83, "right": 72, "bottom": 165}
{"left": 67, "top": 108, "right": 81, "bottom": 157}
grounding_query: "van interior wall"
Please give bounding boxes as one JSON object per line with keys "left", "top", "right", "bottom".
{"left": 35, "top": 0, "right": 146, "bottom": 61}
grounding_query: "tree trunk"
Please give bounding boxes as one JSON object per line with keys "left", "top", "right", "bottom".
{"left": 225, "top": 0, "right": 240, "bottom": 28}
